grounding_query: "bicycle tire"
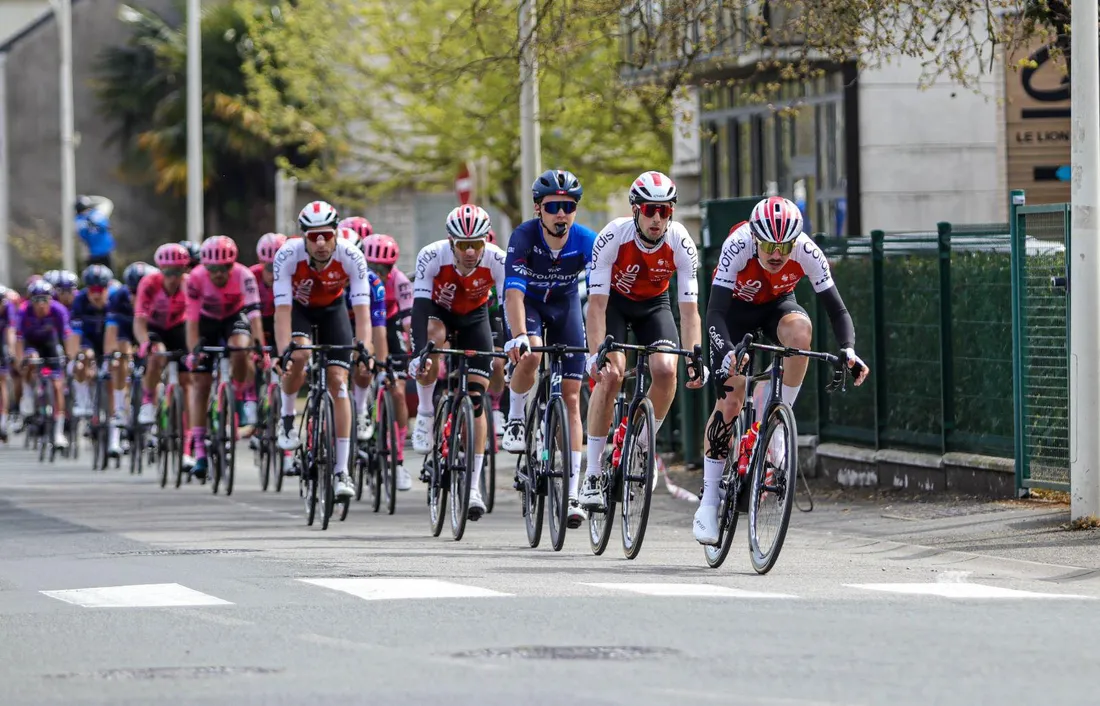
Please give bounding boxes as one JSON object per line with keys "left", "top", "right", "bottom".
{"left": 172, "top": 385, "right": 185, "bottom": 488}
{"left": 66, "top": 381, "right": 79, "bottom": 461}
{"left": 209, "top": 389, "right": 223, "bottom": 494}
{"left": 428, "top": 397, "right": 451, "bottom": 537}
{"left": 339, "top": 394, "right": 354, "bottom": 522}
{"left": 159, "top": 384, "right": 172, "bottom": 488}
{"left": 319, "top": 392, "right": 336, "bottom": 530}
{"left": 40, "top": 410, "right": 52, "bottom": 463}
{"left": 587, "top": 403, "right": 619, "bottom": 557}
{"left": 547, "top": 396, "right": 571, "bottom": 552}
{"left": 704, "top": 416, "right": 744, "bottom": 569}
{"left": 522, "top": 394, "right": 545, "bottom": 549}
{"left": 91, "top": 377, "right": 107, "bottom": 470}
{"left": 259, "top": 383, "right": 276, "bottom": 492}
{"left": 748, "top": 400, "right": 798, "bottom": 575}
{"left": 129, "top": 374, "right": 143, "bottom": 475}
{"left": 482, "top": 403, "right": 496, "bottom": 513}
{"left": 380, "top": 387, "right": 399, "bottom": 516}
{"left": 222, "top": 383, "right": 237, "bottom": 496}
{"left": 620, "top": 397, "right": 656, "bottom": 560}
{"left": 449, "top": 395, "right": 475, "bottom": 541}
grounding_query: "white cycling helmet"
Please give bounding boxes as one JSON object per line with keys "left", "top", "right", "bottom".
{"left": 298, "top": 200, "right": 339, "bottom": 232}
{"left": 445, "top": 204, "right": 493, "bottom": 240}
{"left": 749, "top": 196, "right": 803, "bottom": 244}
{"left": 628, "top": 171, "right": 677, "bottom": 204}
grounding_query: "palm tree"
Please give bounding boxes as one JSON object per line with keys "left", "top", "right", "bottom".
{"left": 94, "top": 2, "right": 317, "bottom": 234}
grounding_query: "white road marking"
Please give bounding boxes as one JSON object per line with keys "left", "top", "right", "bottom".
{"left": 41, "top": 583, "right": 233, "bottom": 608}
{"left": 299, "top": 578, "right": 510, "bottom": 600}
{"left": 583, "top": 583, "right": 798, "bottom": 598}
{"left": 846, "top": 583, "right": 1095, "bottom": 599}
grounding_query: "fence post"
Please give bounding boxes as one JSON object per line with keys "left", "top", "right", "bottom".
{"left": 937, "top": 222, "right": 954, "bottom": 455}
{"left": 1009, "top": 189, "right": 1027, "bottom": 495}
{"left": 871, "top": 230, "right": 886, "bottom": 450}
{"left": 813, "top": 234, "right": 829, "bottom": 439}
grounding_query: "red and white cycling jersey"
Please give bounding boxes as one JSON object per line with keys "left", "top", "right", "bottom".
{"left": 712, "top": 221, "right": 834, "bottom": 304}
{"left": 412, "top": 240, "right": 506, "bottom": 316}
{"left": 588, "top": 217, "right": 699, "bottom": 303}
{"left": 272, "top": 237, "right": 370, "bottom": 309}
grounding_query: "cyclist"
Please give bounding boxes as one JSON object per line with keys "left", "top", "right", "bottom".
{"left": 362, "top": 233, "right": 414, "bottom": 489}
{"left": 579, "top": 171, "right": 707, "bottom": 509}
{"left": 44, "top": 270, "right": 78, "bottom": 309}
{"left": 69, "top": 264, "right": 114, "bottom": 420}
{"left": 339, "top": 216, "right": 373, "bottom": 242}
{"left": 179, "top": 241, "right": 201, "bottom": 272}
{"left": 693, "top": 196, "right": 869, "bottom": 544}
{"left": 485, "top": 228, "right": 507, "bottom": 434}
{"left": 0, "top": 285, "right": 15, "bottom": 440}
{"left": 185, "top": 236, "right": 266, "bottom": 480}
{"left": 273, "top": 201, "right": 374, "bottom": 500}
{"left": 409, "top": 204, "right": 506, "bottom": 519}
{"left": 12, "top": 280, "right": 72, "bottom": 448}
{"left": 135, "top": 245, "right": 192, "bottom": 439}
{"left": 103, "top": 261, "right": 157, "bottom": 456}
{"left": 500, "top": 169, "right": 596, "bottom": 527}
{"left": 252, "top": 233, "right": 287, "bottom": 349}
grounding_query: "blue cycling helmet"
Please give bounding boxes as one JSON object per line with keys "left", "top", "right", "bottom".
{"left": 532, "top": 169, "right": 583, "bottom": 203}
{"left": 179, "top": 240, "right": 200, "bottom": 268}
{"left": 123, "top": 262, "right": 157, "bottom": 293}
{"left": 82, "top": 264, "right": 113, "bottom": 288}
{"left": 28, "top": 280, "right": 54, "bottom": 298}
{"left": 56, "top": 270, "right": 79, "bottom": 291}
{"left": 43, "top": 270, "right": 62, "bottom": 287}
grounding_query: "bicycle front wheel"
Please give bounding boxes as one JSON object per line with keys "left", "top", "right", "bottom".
{"left": 748, "top": 401, "right": 798, "bottom": 574}
{"left": 546, "top": 396, "right": 571, "bottom": 552}
{"left": 221, "top": 383, "right": 237, "bottom": 496}
{"left": 448, "top": 395, "right": 475, "bottom": 541}
{"left": 704, "top": 415, "right": 744, "bottom": 569}
{"left": 522, "top": 394, "right": 546, "bottom": 549}
{"left": 620, "top": 398, "right": 656, "bottom": 560}
{"left": 428, "top": 397, "right": 452, "bottom": 537}
{"left": 379, "top": 387, "right": 399, "bottom": 515}
{"left": 318, "top": 392, "right": 337, "bottom": 530}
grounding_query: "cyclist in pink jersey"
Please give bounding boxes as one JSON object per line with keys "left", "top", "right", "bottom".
{"left": 253, "top": 233, "right": 286, "bottom": 348}
{"left": 184, "top": 236, "right": 267, "bottom": 480}
{"left": 134, "top": 244, "right": 192, "bottom": 427}
{"left": 362, "top": 233, "right": 414, "bottom": 485}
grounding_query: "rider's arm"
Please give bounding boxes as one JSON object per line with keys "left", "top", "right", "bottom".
{"left": 271, "top": 242, "right": 297, "bottom": 354}
{"left": 504, "top": 289, "right": 527, "bottom": 337}
{"left": 586, "top": 294, "right": 608, "bottom": 357}
{"left": 184, "top": 275, "right": 201, "bottom": 353}
{"left": 817, "top": 286, "right": 855, "bottom": 350}
{"left": 790, "top": 236, "right": 855, "bottom": 350}
{"left": 672, "top": 226, "right": 702, "bottom": 353}
{"left": 132, "top": 279, "right": 150, "bottom": 347}
{"left": 706, "top": 284, "right": 737, "bottom": 366}
{"left": 502, "top": 231, "right": 530, "bottom": 336}
{"left": 410, "top": 244, "right": 441, "bottom": 353}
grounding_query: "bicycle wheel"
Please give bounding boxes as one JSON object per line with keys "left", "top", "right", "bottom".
{"left": 448, "top": 395, "right": 475, "bottom": 541}
{"left": 318, "top": 392, "right": 337, "bottom": 530}
{"left": 546, "top": 396, "right": 571, "bottom": 552}
{"left": 620, "top": 397, "right": 656, "bottom": 560}
{"left": 428, "top": 397, "right": 451, "bottom": 537}
{"left": 522, "top": 394, "right": 545, "bottom": 549}
{"left": 259, "top": 383, "right": 276, "bottom": 491}
{"left": 221, "top": 383, "right": 237, "bottom": 496}
{"left": 91, "top": 378, "right": 107, "bottom": 470}
{"left": 481, "top": 403, "right": 496, "bottom": 513}
{"left": 587, "top": 408, "right": 618, "bottom": 556}
{"left": 158, "top": 386, "right": 172, "bottom": 488}
{"left": 704, "top": 417, "right": 743, "bottom": 569}
{"left": 40, "top": 410, "right": 53, "bottom": 463}
{"left": 66, "top": 381, "right": 79, "bottom": 461}
{"left": 171, "top": 385, "right": 185, "bottom": 488}
{"left": 129, "top": 375, "right": 143, "bottom": 475}
{"left": 748, "top": 401, "right": 798, "bottom": 574}
{"left": 379, "top": 387, "right": 399, "bottom": 516}
{"left": 209, "top": 394, "right": 223, "bottom": 494}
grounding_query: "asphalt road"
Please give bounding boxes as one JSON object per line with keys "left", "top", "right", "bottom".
{"left": 1, "top": 441, "right": 1098, "bottom": 706}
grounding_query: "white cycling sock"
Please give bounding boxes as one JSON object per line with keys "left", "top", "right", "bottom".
{"left": 335, "top": 438, "right": 350, "bottom": 474}
{"left": 570, "top": 451, "right": 582, "bottom": 497}
{"left": 471, "top": 453, "right": 484, "bottom": 495}
{"left": 416, "top": 381, "right": 436, "bottom": 416}
{"left": 586, "top": 435, "right": 607, "bottom": 479}
{"left": 654, "top": 417, "right": 665, "bottom": 435}
{"left": 701, "top": 456, "right": 724, "bottom": 506}
{"left": 782, "top": 383, "right": 802, "bottom": 406}
{"left": 508, "top": 388, "right": 528, "bottom": 422}
{"left": 353, "top": 383, "right": 369, "bottom": 415}
{"left": 113, "top": 389, "right": 125, "bottom": 412}
{"left": 281, "top": 391, "right": 296, "bottom": 417}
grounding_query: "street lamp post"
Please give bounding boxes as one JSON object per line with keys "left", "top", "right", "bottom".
{"left": 53, "top": 0, "right": 77, "bottom": 272}
{"left": 186, "top": 0, "right": 203, "bottom": 244}
{"left": 518, "top": 0, "right": 541, "bottom": 221}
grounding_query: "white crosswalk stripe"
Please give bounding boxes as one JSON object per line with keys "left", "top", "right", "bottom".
{"left": 40, "top": 583, "right": 233, "bottom": 608}
{"left": 846, "top": 583, "right": 1095, "bottom": 599}
{"left": 583, "top": 582, "right": 797, "bottom": 598}
{"left": 298, "top": 577, "right": 511, "bottom": 600}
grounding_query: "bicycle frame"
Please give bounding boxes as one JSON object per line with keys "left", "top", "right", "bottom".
{"left": 514, "top": 343, "right": 587, "bottom": 495}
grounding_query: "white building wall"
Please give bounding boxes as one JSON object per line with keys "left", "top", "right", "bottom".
{"left": 0, "top": 1, "right": 48, "bottom": 46}
{"left": 858, "top": 55, "right": 1003, "bottom": 232}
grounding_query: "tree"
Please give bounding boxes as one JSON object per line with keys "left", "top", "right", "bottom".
{"left": 94, "top": 1, "right": 320, "bottom": 234}
{"left": 243, "top": 0, "right": 672, "bottom": 225}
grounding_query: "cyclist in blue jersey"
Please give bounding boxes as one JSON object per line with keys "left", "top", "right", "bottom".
{"left": 104, "top": 262, "right": 157, "bottom": 456}
{"left": 69, "top": 265, "right": 114, "bottom": 420}
{"left": 75, "top": 196, "right": 116, "bottom": 270}
{"left": 502, "top": 169, "right": 596, "bottom": 528}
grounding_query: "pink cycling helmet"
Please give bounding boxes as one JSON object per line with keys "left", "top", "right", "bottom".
{"left": 200, "top": 235, "right": 238, "bottom": 266}
{"left": 256, "top": 232, "right": 288, "bottom": 264}
{"left": 154, "top": 243, "right": 191, "bottom": 269}
{"left": 337, "top": 227, "right": 360, "bottom": 249}
{"left": 362, "top": 234, "right": 399, "bottom": 265}
{"left": 339, "top": 216, "right": 373, "bottom": 240}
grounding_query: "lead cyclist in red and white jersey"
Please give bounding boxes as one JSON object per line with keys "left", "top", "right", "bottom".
{"left": 579, "top": 171, "right": 708, "bottom": 509}
{"left": 693, "top": 196, "right": 870, "bottom": 544}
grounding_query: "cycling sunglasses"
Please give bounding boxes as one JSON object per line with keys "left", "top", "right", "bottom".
{"left": 757, "top": 240, "right": 795, "bottom": 256}
{"left": 30, "top": 295, "right": 51, "bottom": 304}
{"left": 86, "top": 285, "right": 107, "bottom": 295}
{"left": 453, "top": 240, "right": 485, "bottom": 252}
{"left": 541, "top": 200, "right": 577, "bottom": 215}
{"left": 205, "top": 264, "right": 230, "bottom": 275}
{"left": 637, "top": 203, "right": 673, "bottom": 219}
{"left": 161, "top": 267, "right": 185, "bottom": 277}
{"left": 304, "top": 229, "right": 337, "bottom": 243}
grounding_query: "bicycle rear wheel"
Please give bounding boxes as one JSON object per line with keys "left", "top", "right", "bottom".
{"left": 481, "top": 402, "right": 496, "bottom": 513}
{"left": 704, "top": 416, "right": 744, "bottom": 569}
{"left": 159, "top": 385, "right": 173, "bottom": 488}
{"left": 171, "top": 385, "right": 185, "bottom": 488}
{"left": 379, "top": 387, "right": 399, "bottom": 515}
{"left": 748, "top": 401, "right": 798, "bottom": 574}
{"left": 129, "top": 375, "right": 144, "bottom": 475}
{"left": 449, "top": 395, "right": 475, "bottom": 541}
{"left": 620, "top": 398, "right": 656, "bottom": 560}
{"left": 428, "top": 397, "right": 451, "bottom": 537}
{"left": 221, "top": 383, "right": 237, "bottom": 496}
{"left": 546, "top": 396, "right": 571, "bottom": 552}
{"left": 318, "top": 392, "right": 337, "bottom": 530}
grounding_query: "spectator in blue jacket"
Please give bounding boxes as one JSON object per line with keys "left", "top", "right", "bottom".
{"left": 75, "top": 195, "right": 116, "bottom": 270}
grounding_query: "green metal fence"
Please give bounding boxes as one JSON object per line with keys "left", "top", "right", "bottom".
{"left": 1010, "top": 191, "right": 1070, "bottom": 492}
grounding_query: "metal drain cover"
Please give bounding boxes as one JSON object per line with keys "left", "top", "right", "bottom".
{"left": 452, "top": 646, "right": 679, "bottom": 661}
{"left": 46, "top": 666, "right": 282, "bottom": 681}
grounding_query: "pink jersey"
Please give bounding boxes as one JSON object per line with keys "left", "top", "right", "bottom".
{"left": 385, "top": 268, "right": 413, "bottom": 322}
{"left": 185, "top": 263, "right": 261, "bottom": 322}
{"left": 250, "top": 263, "right": 276, "bottom": 317}
{"left": 134, "top": 271, "right": 188, "bottom": 331}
